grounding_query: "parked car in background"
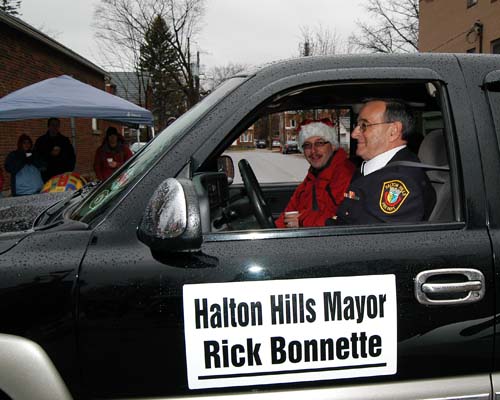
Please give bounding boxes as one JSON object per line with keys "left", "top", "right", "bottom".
{"left": 255, "top": 139, "right": 267, "bottom": 148}
{"left": 271, "top": 138, "right": 281, "bottom": 149}
{"left": 282, "top": 140, "right": 299, "bottom": 154}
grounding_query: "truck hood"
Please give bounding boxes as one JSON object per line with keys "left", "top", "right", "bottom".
{"left": 0, "top": 192, "right": 71, "bottom": 233}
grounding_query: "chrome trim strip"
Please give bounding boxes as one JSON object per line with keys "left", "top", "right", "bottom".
{"left": 0, "top": 333, "right": 73, "bottom": 400}
{"left": 116, "top": 374, "right": 490, "bottom": 400}
{"left": 203, "top": 222, "right": 466, "bottom": 243}
{"left": 491, "top": 371, "right": 500, "bottom": 399}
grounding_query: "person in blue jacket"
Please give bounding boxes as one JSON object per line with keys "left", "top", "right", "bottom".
{"left": 5, "top": 134, "right": 44, "bottom": 196}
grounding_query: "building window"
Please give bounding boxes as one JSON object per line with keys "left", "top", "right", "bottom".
{"left": 467, "top": 0, "right": 477, "bottom": 7}
{"left": 492, "top": 39, "right": 500, "bottom": 54}
{"left": 92, "top": 118, "right": 100, "bottom": 134}
{"left": 290, "top": 119, "right": 297, "bottom": 128}
{"left": 240, "top": 132, "right": 252, "bottom": 143}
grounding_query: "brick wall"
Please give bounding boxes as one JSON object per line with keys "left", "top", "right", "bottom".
{"left": 0, "top": 22, "right": 110, "bottom": 194}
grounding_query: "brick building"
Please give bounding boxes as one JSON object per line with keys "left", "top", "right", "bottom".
{"left": 419, "top": 0, "right": 500, "bottom": 53}
{"left": 278, "top": 110, "right": 350, "bottom": 149}
{"left": 0, "top": 11, "right": 109, "bottom": 194}
{"left": 233, "top": 124, "right": 254, "bottom": 147}
{"left": 234, "top": 109, "right": 352, "bottom": 152}
{"left": 280, "top": 112, "right": 300, "bottom": 142}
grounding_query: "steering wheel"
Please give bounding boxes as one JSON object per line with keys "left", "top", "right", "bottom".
{"left": 238, "top": 159, "right": 276, "bottom": 229}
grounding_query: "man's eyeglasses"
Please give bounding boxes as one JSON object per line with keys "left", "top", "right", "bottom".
{"left": 355, "top": 121, "right": 393, "bottom": 133}
{"left": 302, "top": 140, "right": 330, "bottom": 151}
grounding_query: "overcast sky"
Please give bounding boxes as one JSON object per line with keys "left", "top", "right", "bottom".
{"left": 20, "top": 0, "right": 365, "bottom": 72}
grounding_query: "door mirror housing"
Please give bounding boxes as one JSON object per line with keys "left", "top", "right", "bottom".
{"left": 138, "top": 178, "right": 202, "bottom": 252}
{"left": 217, "top": 155, "right": 234, "bottom": 184}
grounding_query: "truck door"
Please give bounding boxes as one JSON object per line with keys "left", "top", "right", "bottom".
{"left": 457, "top": 57, "right": 500, "bottom": 397}
{"left": 77, "top": 60, "right": 494, "bottom": 399}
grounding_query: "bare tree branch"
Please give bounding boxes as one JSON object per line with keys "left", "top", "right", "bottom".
{"left": 297, "top": 24, "right": 351, "bottom": 56}
{"left": 350, "top": 0, "right": 418, "bottom": 54}
{"left": 204, "top": 63, "right": 249, "bottom": 91}
{"left": 93, "top": 0, "right": 205, "bottom": 108}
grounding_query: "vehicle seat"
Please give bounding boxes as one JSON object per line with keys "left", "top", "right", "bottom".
{"left": 417, "top": 129, "right": 453, "bottom": 222}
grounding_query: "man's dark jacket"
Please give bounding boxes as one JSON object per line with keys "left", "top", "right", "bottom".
{"left": 33, "top": 132, "right": 76, "bottom": 182}
{"left": 333, "top": 147, "right": 436, "bottom": 224}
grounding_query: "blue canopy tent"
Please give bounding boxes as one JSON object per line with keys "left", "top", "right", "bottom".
{"left": 0, "top": 75, "right": 153, "bottom": 126}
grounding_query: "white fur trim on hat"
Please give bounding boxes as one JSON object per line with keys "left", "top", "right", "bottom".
{"left": 298, "top": 122, "right": 338, "bottom": 152}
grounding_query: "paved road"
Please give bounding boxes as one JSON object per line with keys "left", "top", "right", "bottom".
{"left": 224, "top": 148, "right": 309, "bottom": 184}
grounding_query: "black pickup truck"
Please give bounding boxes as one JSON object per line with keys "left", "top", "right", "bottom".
{"left": 1, "top": 53, "right": 500, "bottom": 400}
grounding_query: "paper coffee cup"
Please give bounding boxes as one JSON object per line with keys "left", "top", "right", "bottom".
{"left": 284, "top": 211, "right": 299, "bottom": 228}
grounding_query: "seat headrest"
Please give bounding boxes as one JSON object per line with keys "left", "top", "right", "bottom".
{"left": 418, "top": 129, "right": 448, "bottom": 166}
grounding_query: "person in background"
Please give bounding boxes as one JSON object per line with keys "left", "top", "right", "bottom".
{"left": 94, "top": 127, "right": 133, "bottom": 181}
{"left": 275, "top": 119, "right": 355, "bottom": 228}
{"left": 330, "top": 99, "right": 436, "bottom": 225}
{"left": 34, "top": 117, "right": 76, "bottom": 182}
{"left": 5, "top": 134, "right": 44, "bottom": 196}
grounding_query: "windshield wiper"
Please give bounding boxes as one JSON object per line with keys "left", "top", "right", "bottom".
{"left": 35, "top": 181, "right": 101, "bottom": 226}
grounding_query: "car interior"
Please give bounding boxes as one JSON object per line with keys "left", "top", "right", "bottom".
{"left": 192, "top": 80, "right": 455, "bottom": 233}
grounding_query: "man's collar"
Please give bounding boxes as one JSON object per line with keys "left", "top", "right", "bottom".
{"left": 362, "top": 145, "right": 406, "bottom": 176}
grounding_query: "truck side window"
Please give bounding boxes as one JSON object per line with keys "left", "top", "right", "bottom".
{"left": 225, "top": 109, "right": 352, "bottom": 186}
{"left": 196, "top": 80, "right": 455, "bottom": 232}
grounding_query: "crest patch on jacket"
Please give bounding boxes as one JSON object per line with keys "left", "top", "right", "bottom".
{"left": 379, "top": 180, "right": 409, "bottom": 214}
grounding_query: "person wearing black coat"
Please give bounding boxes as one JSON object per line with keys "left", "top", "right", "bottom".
{"left": 330, "top": 99, "right": 436, "bottom": 225}
{"left": 33, "top": 118, "right": 76, "bottom": 182}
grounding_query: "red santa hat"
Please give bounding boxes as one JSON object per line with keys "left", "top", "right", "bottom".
{"left": 298, "top": 118, "right": 338, "bottom": 152}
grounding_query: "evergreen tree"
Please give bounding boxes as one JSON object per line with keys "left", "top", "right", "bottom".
{"left": 0, "top": 0, "right": 21, "bottom": 16}
{"left": 140, "top": 15, "right": 185, "bottom": 128}
{"left": 94, "top": 0, "right": 205, "bottom": 113}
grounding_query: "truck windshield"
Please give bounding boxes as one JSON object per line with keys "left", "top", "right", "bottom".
{"left": 70, "top": 77, "right": 246, "bottom": 223}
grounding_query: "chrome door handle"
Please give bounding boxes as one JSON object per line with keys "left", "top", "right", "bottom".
{"left": 422, "top": 281, "right": 482, "bottom": 294}
{"left": 415, "top": 268, "right": 485, "bottom": 306}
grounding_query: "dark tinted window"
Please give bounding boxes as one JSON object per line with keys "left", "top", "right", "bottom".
{"left": 491, "top": 38, "right": 500, "bottom": 54}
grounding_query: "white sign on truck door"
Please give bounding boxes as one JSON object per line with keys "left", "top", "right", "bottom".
{"left": 183, "top": 274, "right": 397, "bottom": 389}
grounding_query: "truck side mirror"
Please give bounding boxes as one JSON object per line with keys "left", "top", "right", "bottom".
{"left": 138, "top": 178, "right": 202, "bottom": 252}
